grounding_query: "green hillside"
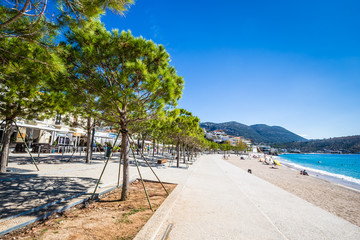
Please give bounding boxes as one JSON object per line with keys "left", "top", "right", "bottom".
{"left": 200, "top": 121, "right": 306, "bottom": 143}
{"left": 273, "top": 135, "right": 360, "bottom": 153}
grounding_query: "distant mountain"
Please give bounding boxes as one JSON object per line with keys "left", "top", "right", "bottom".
{"left": 200, "top": 121, "right": 306, "bottom": 144}
{"left": 273, "top": 135, "right": 360, "bottom": 153}
{"left": 250, "top": 124, "right": 307, "bottom": 144}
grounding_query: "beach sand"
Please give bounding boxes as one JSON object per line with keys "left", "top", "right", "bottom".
{"left": 227, "top": 155, "right": 360, "bottom": 227}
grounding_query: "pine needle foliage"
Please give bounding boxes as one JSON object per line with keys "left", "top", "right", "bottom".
{"left": 65, "top": 19, "right": 184, "bottom": 199}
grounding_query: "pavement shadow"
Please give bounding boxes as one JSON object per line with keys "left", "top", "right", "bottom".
{"left": 9, "top": 154, "right": 108, "bottom": 165}
{"left": 0, "top": 173, "right": 37, "bottom": 181}
{"left": 0, "top": 174, "right": 97, "bottom": 219}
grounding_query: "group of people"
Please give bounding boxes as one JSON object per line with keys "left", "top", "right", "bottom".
{"left": 257, "top": 154, "right": 310, "bottom": 175}
{"left": 258, "top": 155, "right": 273, "bottom": 165}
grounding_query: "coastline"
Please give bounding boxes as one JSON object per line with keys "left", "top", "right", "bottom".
{"left": 279, "top": 160, "right": 360, "bottom": 191}
{"left": 277, "top": 154, "right": 360, "bottom": 191}
{"left": 227, "top": 155, "right": 360, "bottom": 227}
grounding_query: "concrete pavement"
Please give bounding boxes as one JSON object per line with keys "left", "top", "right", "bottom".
{"left": 0, "top": 152, "right": 192, "bottom": 236}
{"left": 135, "top": 154, "right": 360, "bottom": 240}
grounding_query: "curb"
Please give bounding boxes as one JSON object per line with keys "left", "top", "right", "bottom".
{"left": 133, "top": 180, "right": 186, "bottom": 240}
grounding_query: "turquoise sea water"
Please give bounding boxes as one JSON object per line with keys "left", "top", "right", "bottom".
{"left": 278, "top": 154, "right": 360, "bottom": 187}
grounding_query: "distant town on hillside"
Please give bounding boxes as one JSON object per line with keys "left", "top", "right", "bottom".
{"left": 200, "top": 121, "right": 306, "bottom": 144}
{"left": 201, "top": 121, "right": 360, "bottom": 154}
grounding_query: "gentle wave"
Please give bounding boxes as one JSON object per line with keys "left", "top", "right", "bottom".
{"left": 278, "top": 158, "right": 360, "bottom": 185}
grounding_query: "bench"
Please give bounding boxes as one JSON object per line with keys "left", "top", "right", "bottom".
{"left": 157, "top": 159, "right": 168, "bottom": 164}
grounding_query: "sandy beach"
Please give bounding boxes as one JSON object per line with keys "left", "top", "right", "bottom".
{"left": 227, "top": 155, "right": 360, "bottom": 227}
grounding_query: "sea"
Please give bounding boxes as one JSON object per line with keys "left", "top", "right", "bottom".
{"left": 278, "top": 154, "right": 360, "bottom": 191}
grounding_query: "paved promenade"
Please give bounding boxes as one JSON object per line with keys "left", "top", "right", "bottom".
{"left": 2, "top": 153, "right": 360, "bottom": 239}
{"left": 136, "top": 155, "right": 360, "bottom": 240}
{"left": 0, "top": 152, "right": 191, "bottom": 236}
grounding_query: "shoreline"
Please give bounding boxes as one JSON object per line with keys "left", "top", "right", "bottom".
{"left": 276, "top": 154, "right": 360, "bottom": 191}
{"left": 227, "top": 154, "right": 360, "bottom": 227}
{"left": 279, "top": 160, "right": 360, "bottom": 192}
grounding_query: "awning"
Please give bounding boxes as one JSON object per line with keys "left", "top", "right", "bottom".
{"left": 14, "top": 123, "right": 66, "bottom": 132}
{"left": 14, "top": 123, "right": 85, "bottom": 134}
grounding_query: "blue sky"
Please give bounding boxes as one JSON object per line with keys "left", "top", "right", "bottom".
{"left": 101, "top": 0, "right": 360, "bottom": 139}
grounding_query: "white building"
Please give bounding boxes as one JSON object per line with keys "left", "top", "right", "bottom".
{"left": 203, "top": 129, "right": 252, "bottom": 147}
{"left": 1, "top": 115, "right": 119, "bottom": 153}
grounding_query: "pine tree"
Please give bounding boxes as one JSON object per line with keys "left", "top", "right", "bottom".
{"left": 0, "top": 1, "right": 133, "bottom": 173}
{"left": 65, "top": 20, "right": 184, "bottom": 200}
{"left": 0, "top": 35, "right": 67, "bottom": 173}
{"left": 164, "top": 109, "right": 202, "bottom": 167}
{"left": 1, "top": 0, "right": 133, "bottom": 39}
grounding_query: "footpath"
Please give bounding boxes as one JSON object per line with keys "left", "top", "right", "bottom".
{"left": 0, "top": 152, "right": 191, "bottom": 236}
{"left": 135, "top": 154, "right": 360, "bottom": 240}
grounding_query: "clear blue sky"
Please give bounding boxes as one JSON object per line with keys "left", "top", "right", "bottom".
{"left": 101, "top": 0, "right": 360, "bottom": 139}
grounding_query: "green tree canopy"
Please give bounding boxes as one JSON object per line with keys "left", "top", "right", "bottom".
{"left": 0, "top": 28, "right": 67, "bottom": 173}
{"left": 0, "top": 1, "right": 133, "bottom": 173}
{"left": 0, "top": 0, "right": 133, "bottom": 39}
{"left": 65, "top": 19, "right": 184, "bottom": 199}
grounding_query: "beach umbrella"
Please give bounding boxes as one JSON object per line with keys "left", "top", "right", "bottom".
{"left": 273, "top": 159, "right": 281, "bottom": 166}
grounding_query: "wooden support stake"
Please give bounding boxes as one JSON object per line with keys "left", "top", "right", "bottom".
{"left": 91, "top": 130, "right": 121, "bottom": 200}
{"left": 128, "top": 134, "right": 169, "bottom": 195}
{"left": 67, "top": 147, "right": 76, "bottom": 162}
{"left": 129, "top": 142, "right": 153, "bottom": 211}
{"left": 13, "top": 121, "right": 39, "bottom": 171}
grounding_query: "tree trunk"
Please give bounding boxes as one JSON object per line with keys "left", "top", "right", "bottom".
{"left": 141, "top": 138, "right": 145, "bottom": 154}
{"left": 137, "top": 138, "right": 140, "bottom": 155}
{"left": 176, "top": 141, "right": 180, "bottom": 168}
{"left": 183, "top": 144, "right": 186, "bottom": 164}
{"left": 85, "top": 117, "right": 92, "bottom": 164}
{"left": 120, "top": 129, "right": 129, "bottom": 201}
{"left": 188, "top": 147, "right": 191, "bottom": 162}
{"left": 0, "top": 120, "right": 13, "bottom": 173}
{"left": 152, "top": 139, "right": 155, "bottom": 157}
{"left": 157, "top": 140, "right": 159, "bottom": 156}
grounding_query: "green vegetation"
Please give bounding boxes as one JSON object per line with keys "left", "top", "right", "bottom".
{"left": 117, "top": 207, "right": 146, "bottom": 224}
{"left": 273, "top": 135, "right": 360, "bottom": 153}
{"left": 63, "top": 19, "right": 184, "bottom": 200}
{"left": 0, "top": 1, "right": 246, "bottom": 192}
{"left": 162, "top": 109, "right": 203, "bottom": 167}
{"left": 0, "top": 33, "right": 67, "bottom": 171}
{"left": 129, "top": 207, "right": 146, "bottom": 214}
{"left": 200, "top": 121, "right": 306, "bottom": 144}
{"left": 0, "top": 0, "right": 133, "bottom": 173}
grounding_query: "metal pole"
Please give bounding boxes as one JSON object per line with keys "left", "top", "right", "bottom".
{"left": 128, "top": 134, "right": 168, "bottom": 195}
{"left": 91, "top": 130, "right": 121, "bottom": 200}
{"left": 129, "top": 142, "right": 153, "bottom": 211}
{"left": 13, "top": 121, "right": 39, "bottom": 171}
